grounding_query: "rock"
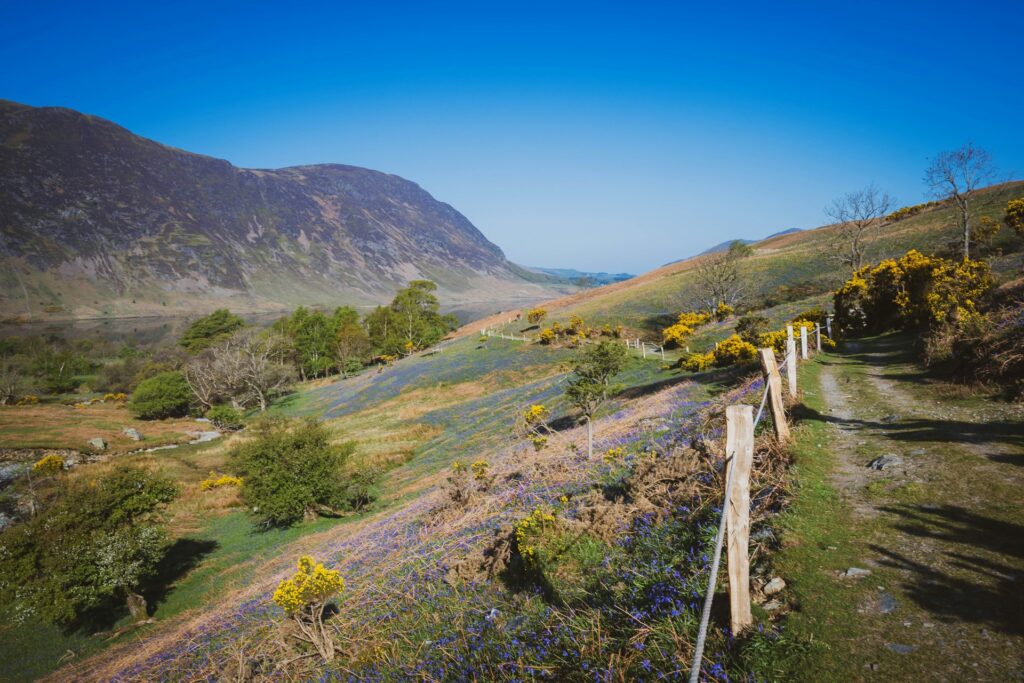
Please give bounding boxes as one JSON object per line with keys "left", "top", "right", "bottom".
{"left": 88, "top": 437, "right": 107, "bottom": 451}
{"left": 841, "top": 567, "right": 872, "bottom": 579}
{"left": 763, "top": 577, "right": 786, "bottom": 596}
{"left": 886, "top": 643, "right": 916, "bottom": 654}
{"left": 122, "top": 427, "right": 143, "bottom": 441}
{"left": 762, "top": 599, "right": 783, "bottom": 612}
{"left": 867, "top": 455, "right": 902, "bottom": 471}
{"left": 195, "top": 417, "right": 212, "bottom": 423}
{"left": 877, "top": 592, "right": 897, "bottom": 614}
{"left": 864, "top": 662, "right": 880, "bottom": 671}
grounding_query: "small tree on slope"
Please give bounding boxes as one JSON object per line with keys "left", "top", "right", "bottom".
{"left": 564, "top": 340, "right": 628, "bottom": 459}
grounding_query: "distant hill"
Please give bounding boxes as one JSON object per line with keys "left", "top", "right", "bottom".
{"left": 527, "top": 267, "right": 634, "bottom": 288}
{"left": 0, "top": 100, "right": 568, "bottom": 320}
{"left": 664, "top": 228, "right": 805, "bottom": 266}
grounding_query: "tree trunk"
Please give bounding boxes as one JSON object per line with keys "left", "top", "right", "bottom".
{"left": 126, "top": 592, "right": 148, "bottom": 621}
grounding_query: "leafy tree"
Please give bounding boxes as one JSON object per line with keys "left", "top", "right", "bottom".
{"left": 179, "top": 309, "right": 245, "bottom": 353}
{"left": 0, "top": 465, "right": 177, "bottom": 628}
{"left": 228, "top": 418, "right": 373, "bottom": 527}
{"left": 129, "top": 371, "right": 192, "bottom": 419}
{"left": 366, "top": 280, "right": 457, "bottom": 356}
{"left": 924, "top": 143, "right": 997, "bottom": 260}
{"left": 335, "top": 320, "right": 371, "bottom": 377}
{"left": 564, "top": 341, "right": 628, "bottom": 458}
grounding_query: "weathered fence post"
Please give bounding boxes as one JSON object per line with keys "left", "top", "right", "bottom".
{"left": 660, "top": 346, "right": 666, "bottom": 361}
{"left": 642, "top": 342, "right": 647, "bottom": 359}
{"left": 758, "top": 348, "right": 790, "bottom": 441}
{"left": 815, "top": 322, "right": 821, "bottom": 351}
{"left": 726, "top": 404, "right": 754, "bottom": 634}
{"left": 800, "top": 326, "right": 808, "bottom": 360}
{"left": 786, "top": 337, "right": 797, "bottom": 398}
{"left": 826, "top": 315, "right": 832, "bottom": 338}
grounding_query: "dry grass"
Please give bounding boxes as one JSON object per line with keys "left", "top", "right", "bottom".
{"left": 0, "top": 402, "right": 207, "bottom": 454}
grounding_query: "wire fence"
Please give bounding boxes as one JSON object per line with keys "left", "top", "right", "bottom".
{"left": 687, "top": 354, "right": 787, "bottom": 683}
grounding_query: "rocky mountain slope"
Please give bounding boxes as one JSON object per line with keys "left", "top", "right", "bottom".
{"left": 0, "top": 100, "right": 565, "bottom": 319}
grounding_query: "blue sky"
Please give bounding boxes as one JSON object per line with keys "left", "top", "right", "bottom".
{"left": 2, "top": 0, "right": 1022, "bottom": 273}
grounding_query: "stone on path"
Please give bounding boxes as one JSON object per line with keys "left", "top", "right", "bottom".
{"left": 867, "top": 455, "right": 902, "bottom": 471}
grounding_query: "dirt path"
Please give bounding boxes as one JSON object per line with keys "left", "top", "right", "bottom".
{"left": 804, "top": 335, "right": 1023, "bottom": 681}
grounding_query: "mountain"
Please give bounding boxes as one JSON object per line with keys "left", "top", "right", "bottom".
{"left": 662, "top": 228, "right": 806, "bottom": 266}
{"left": 526, "top": 267, "right": 633, "bottom": 287}
{"left": 0, "top": 100, "right": 567, "bottom": 320}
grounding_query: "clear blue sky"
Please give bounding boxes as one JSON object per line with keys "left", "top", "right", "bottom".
{"left": 2, "top": 0, "right": 1022, "bottom": 274}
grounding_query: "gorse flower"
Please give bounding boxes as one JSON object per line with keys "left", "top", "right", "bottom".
{"left": 470, "top": 460, "right": 490, "bottom": 481}
{"left": 199, "top": 472, "right": 242, "bottom": 490}
{"left": 272, "top": 555, "right": 345, "bottom": 616}
{"left": 32, "top": 453, "right": 64, "bottom": 476}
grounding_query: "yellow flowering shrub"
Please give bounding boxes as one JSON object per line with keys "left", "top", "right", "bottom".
{"left": 200, "top": 472, "right": 243, "bottom": 490}
{"left": 32, "top": 453, "right": 64, "bottom": 476}
{"left": 16, "top": 395, "right": 39, "bottom": 406}
{"left": 531, "top": 436, "right": 548, "bottom": 451}
{"left": 538, "top": 329, "right": 556, "bottom": 345}
{"left": 470, "top": 460, "right": 490, "bottom": 481}
{"left": 712, "top": 335, "right": 757, "bottom": 367}
{"left": 661, "top": 310, "right": 712, "bottom": 347}
{"left": 272, "top": 556, "right": 345, "bottom": 616}
{"left": 681, "top": 351, "right": 714, "bottom": 372}
{"left": 1005, "top": 198, "right": 1024, "bottom": 235}
{"left": 526, "top": 307, "right": 548, "bottom": 324}
{"left": 833, "top": 249, "right": 992, "bottom": 336}
{"left": 602, "top": 446, "right": 625, "bottom": 464}
{"left": 714, "top": 302, "right": 734, "bottom": 321}
{"left": 514, "top": 506, "right": 557, "bottom": 567}
{"left": 524, "top": 404, "right": 547, "bottom": 425}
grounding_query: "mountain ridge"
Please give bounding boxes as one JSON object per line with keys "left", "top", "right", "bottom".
{"left": 0, "top": 99, "right": 567, "bottom": 320}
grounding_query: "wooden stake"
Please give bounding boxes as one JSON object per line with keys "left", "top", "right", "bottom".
{"left": 826, "top": 315, "right": 832, "bottom": 338}
{"left": 815, "top": 323, "right": 821, "bottom": 350}
{"left": 758, "top": 348, "right": 790, "bottom": 441}
{"left": 800, "top": 326, "right": 808, "bottom": 360}
{"left": 726, "top": 404, "right": 754, "bottom": 634}
{"left": 642, "top": 343, "right": 647, "bottom": 359}
{"left": 786, "top": 338, "right": 797, "bottom": 398}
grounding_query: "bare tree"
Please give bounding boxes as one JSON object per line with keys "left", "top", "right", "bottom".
{"left": 924, "top": 142, "right": 997, "bottom": 260}
{"left": 824, "top": 184, "right": 894, "bottom": 272}
{"left": 184, "top": 330, "right": 293, "bottom": 411}
{"left": 0, "top": 362, "right": 23, "bottom": 405}
{"left": 693, "top": 241, "right": 750, "bottom": 310}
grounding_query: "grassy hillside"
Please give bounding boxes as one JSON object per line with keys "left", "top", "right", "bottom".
{"left": 2, "top": 181, "right": 1021, "bottom": 682}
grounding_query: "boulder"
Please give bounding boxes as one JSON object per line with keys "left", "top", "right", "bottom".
{"left": 122, "top": 427, "right": 143, "bottom": 441}
{"left": 867, "top": 455, "right": 902, "bottom": 471}
{"left": 88, "top": 437, "right": 107, "bottom": 451}
{"left": 840, "top": 567, "right": 872, "bottom": 579}
{"left": 763, "top": 577, "right": 786, "bottom": 596}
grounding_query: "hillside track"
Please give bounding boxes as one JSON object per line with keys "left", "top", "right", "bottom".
{"left": 806, "top": 335, "right": 1023, "bottom": 681}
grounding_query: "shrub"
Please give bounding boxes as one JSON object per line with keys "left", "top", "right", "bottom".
{"left": 228, "top": 418, "right": 373, "bottom": 527}
{"left": 714, "top": 302, "right": 734, "bottom": 321}
{"left": 680, "top": 351, "right": 713, "bottom": 372}
{"left": 206, "top": 404, "right": 244, "bottom": 431}
{"left": 272, "top": 556, "right": 344, "bottom": 661}
{"left": 568, "top": 315, "right": 585, "bottom": 334}
{"left": 538, "top": 329, "right": 556, "bottom": 345}
{"left": 661, "top": 310, "right": 711, "bottom": 347}
{"left": 833, "top": 249, "right": 992, "bottom": 337}
{"left": 711, "top": 335, "right": 757, "bottom": 367}
{"left": 200, "top": 472, "right": 243, "bottom": 490}
{"left": 0, "top": 466, "right": 176, "bottom": 627}
{"left": 735, "top": 314, "right": 769, "bottom": 345}
{"left": 1005, "top": 198, "right": 1024, "bottom": 235}
{"left": 32, "top": 453, "right": 64, "bottom": 476}
{"left": 128, "top": 371, "right": 191, "bottom": 419}
{"left": 526, "top": 308, "right": 547, "bottom": 325}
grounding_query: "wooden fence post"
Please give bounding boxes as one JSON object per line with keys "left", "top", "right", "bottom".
{"left": 826, "top": 315, "right": 832, "bottom": 338}
{"left": 786, "top": 337, "right": 797, "bottom": 398}
{"left": 726, "top": 404, "right": 754, "bottom": 634}
{"left": 815, "top": 322, "right": 821, "bottom": 351}
{"left": 800, "top": 326, "right": 808, "bottom": 360}
{"left": 642, "top": 343, "right": 647, "bottom": 359}
{"left": 758, "top": 348, "right": 790, "bottom": 441}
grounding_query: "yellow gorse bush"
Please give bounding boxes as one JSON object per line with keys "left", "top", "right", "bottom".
{"left": 524, "top": 405, "right": 547, "bottom": 425}
{"left": 103, "top": 392, "right": 128, "bottom": 402}
{"left": 602, "top": 446, "right": 625, "bottom": 464}
{"left": 681, "top": 351, "right": 714, "bottom": 372}
{"left": 526, "top": 308, "right": 548, "bottom": 324}
{"left": 714, "top": 302, "right": 734, "bottom": 321}
{"left": 712, "top": 334, "right": 757, "bottom": 367}
{"left": 32, "top": 453, "right": 64, "bottom": 476}
{"left": 834, "top": 249, "right": 992, "bottom": 336}
{"left": 272, "top": 556, "right": 345, "bottom": 616}
{"left": 16, "top": 395, "right": 39, "bottom": 406}
{"left": 470, "top": 460, "right": 490, "bottom": 481}
{"left": 200, "top": 472, "right": 243, "bottom": 490}
{"left": 661, "top": 310, "right": 712, "bottom": 347}
{"left": 1005, "top": 198, "right": 1024, "bottom": 235}
{"left": 515, "top": 506, "right": 557, "bottom": 567}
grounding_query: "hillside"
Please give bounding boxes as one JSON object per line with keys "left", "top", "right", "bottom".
{"left": 1, "top": 181, "right": 1021, "bottom": 683}
{"left": 0, "top": 100, "right": 568, "bottom": 320}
